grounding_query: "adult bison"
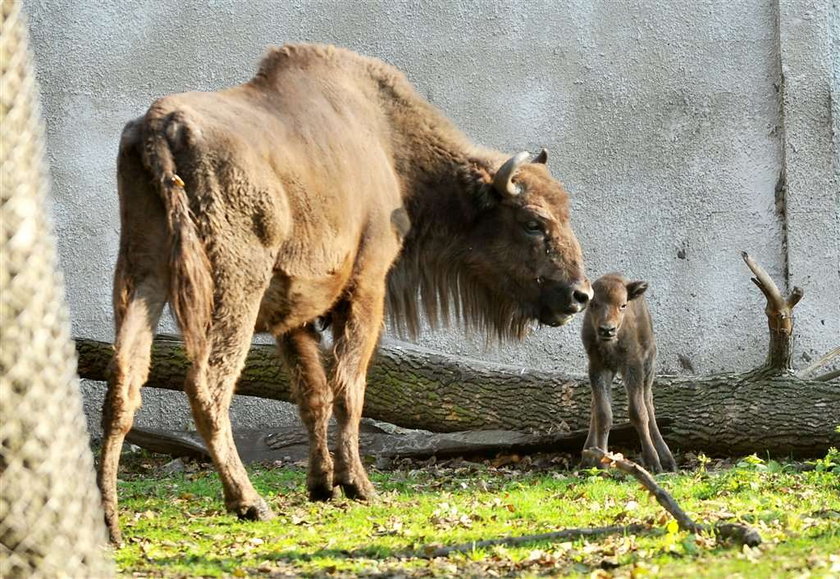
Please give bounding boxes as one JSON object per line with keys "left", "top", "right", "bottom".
{"left": 99, "top": 43, "right": 592, "bottom": 543}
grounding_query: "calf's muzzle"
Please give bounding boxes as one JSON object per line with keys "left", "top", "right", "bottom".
{"left": 598, "top": 325, "right": 617, "bottom": 340}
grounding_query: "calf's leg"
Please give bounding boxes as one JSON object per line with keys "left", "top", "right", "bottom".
{"left": 643, "top": 361, "right": 677, "bottom": 471}
{"left": 624, "top": 363, "right": 664, "bottom": 473}
{"left": 582, "top": 367, "right": 614, "bottom": 466}
{"left": 278, "top": 325, "right": 335, "bottom": 501}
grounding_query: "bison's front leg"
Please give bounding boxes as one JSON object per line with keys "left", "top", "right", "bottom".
{"left": 279, "top": 326, "right": 335, "bottom": 501}
{"left": 328, "top": 287, "right": 384, "bottom": 500}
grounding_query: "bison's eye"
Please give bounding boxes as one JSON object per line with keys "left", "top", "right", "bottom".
{"left": 620, "top": 303, "right": 627, "bottom": 310}
{"left": 522, "top": 220, "right": 543, "bottom": 236}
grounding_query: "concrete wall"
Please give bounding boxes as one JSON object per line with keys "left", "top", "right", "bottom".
{"left": 23, "top": 0, "right": 838, "bottom": 437}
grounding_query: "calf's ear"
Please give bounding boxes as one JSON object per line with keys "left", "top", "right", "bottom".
{"left": 626, "top": 280, "right": 648, "bottom": 300}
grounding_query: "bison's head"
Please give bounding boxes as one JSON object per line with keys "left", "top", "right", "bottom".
{"left": 460, "top": 149, "right": 592, "bottom": 332}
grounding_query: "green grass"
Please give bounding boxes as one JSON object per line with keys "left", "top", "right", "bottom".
{"left": 114, "top": 452, "right": 840, "bottom": 577}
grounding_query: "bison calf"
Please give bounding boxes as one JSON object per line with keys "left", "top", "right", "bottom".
{"left": 581, "top": 273, "right": 676, "bottom": 472}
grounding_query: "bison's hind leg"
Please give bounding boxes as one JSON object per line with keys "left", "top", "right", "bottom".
{"left": 99, "top": 274, "right": 167, "bottom": 544}
{"left": 625, "top": 363, "right": 665, "bottom": 474}
{"left": 183, "top": 256, "right": 276, "bottom": 521}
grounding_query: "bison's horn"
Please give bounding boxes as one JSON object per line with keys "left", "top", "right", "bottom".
{"left": 493, "top": 150, "right": 547, "bottom": 196}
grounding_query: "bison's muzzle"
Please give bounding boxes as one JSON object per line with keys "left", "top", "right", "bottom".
{"left": 538, "top": 279, "right": 592, "bottom": 326}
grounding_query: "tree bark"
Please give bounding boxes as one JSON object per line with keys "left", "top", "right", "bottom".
{"left": 124, "top": 421, "right": 655, "bottom": 464}
{"left": 76, "top": 336, "right": 839, "bottom": 457}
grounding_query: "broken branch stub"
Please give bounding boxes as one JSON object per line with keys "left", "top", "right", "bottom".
{"left": 741, "top": 251, "right": 803, "bottom": 371}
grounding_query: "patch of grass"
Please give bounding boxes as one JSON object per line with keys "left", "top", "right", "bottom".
{"left": 114, "top": 453, "right": 840, "bottom": 577}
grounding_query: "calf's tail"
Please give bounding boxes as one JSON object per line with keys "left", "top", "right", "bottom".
{"left": 140, "top": 107, "right": 213, "bottom": 361}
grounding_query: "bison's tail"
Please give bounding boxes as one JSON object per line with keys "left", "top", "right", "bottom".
{"left": 141, "top": 108, "right": 213, "bottom": 361}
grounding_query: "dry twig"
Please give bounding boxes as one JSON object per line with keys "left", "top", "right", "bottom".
{"left": 797, "top": 346, "right": 840, "bottom": 380}
{"left": 812, "top": 369, "right": 840, "bottom": 382}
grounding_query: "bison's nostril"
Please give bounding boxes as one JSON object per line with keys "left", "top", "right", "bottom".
{"left": 598, "top": 326, "right": 616, "bottom": 337}
{"left": 573, "top": 289, "right": 590, "bottom": 305}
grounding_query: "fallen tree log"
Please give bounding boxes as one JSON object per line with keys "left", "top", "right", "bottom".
{"left": 76, "top": 336, "right": 838, "bottom": 457}
{"left": 124, "top": 421, "right": 664, "bottom": 464}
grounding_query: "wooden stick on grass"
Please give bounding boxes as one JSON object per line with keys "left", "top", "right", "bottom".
{"left": 583, "top": 447, "right": 762, "bottom": 547}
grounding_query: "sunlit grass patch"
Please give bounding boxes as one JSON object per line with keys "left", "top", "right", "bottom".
{"left": 114, "top": 453, "right": 840, "bottom": 577}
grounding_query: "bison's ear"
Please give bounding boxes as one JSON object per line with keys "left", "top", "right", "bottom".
{"left": 461, "top": 162, "right": 499, "bottom": 211}
{"left": 626, "top": 280, "right": 648, "bottom": 300}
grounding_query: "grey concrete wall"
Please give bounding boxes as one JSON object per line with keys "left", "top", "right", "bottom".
{"left": 23, "top": 0, "right": 839, "bottom": 437}
{"left": 778, "top": 0, "right": 840, "bottom": 370}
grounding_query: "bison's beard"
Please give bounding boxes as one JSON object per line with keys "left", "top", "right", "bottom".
{"left": 386, "top": 247, "right": 534, "bottom": 342}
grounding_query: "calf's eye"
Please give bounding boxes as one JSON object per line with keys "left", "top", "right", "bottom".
{"left": 620, "top": 304, "right": 627, "bottom": 310}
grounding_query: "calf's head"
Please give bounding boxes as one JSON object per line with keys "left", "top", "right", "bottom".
{"left": 462, "top": 150, "right": 592, "bottom": 332}
{"left": 586, "top": 274, "right": 648, "bottom": 341}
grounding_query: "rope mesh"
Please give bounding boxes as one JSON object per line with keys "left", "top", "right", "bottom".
{"left": 0, "top": 1, "right": 113, "bottom": 576}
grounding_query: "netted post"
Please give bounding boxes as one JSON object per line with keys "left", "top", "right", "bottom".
{"left": 0, "top": 1, "right": 114, "bottom": 576}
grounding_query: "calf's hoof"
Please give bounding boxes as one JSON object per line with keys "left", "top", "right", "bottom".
{"left": 234, "top": 498, "right": 275, "bottom": 521}
{"left": 643, "top": 458, "right": 664, "bottom": 474}
{"left": 661, "top": 456, "right": 678, "bottom": 472}
{"left": 104, "top": 512, "right": 123, "bottom": 546}
{"left": 579, "top": 449, "right": 607, "bottom": 470}
{"left": 580, "top": 460, "right": 606, "bottom": 470}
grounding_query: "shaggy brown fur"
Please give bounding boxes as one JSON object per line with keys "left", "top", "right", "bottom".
{"left": 581, "top": 273, "right": 676, "bottom": 473}
{"left": 99, "top": 43, "right": 592, "bottom": 543}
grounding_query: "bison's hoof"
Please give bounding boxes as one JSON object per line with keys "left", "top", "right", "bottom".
{"left": 107, "top": 527, "right": 123, "bottom": 546}
{"left": 340, "top": 480, "right": 376, "bottom": 501}
{"left": 308, "top": 483, "right": 337, "bottom": 502}
{"left": 236, "top": 498, "right": 275, "bottom": 521}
